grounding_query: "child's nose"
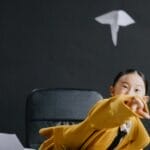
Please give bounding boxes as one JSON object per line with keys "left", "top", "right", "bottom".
{"left": 127, "top": 89, "right": 135, "bottom": 95}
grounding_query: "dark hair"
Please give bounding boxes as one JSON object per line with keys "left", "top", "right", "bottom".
{"left": 112, "top": 69, "right": 149, "bottom": 95}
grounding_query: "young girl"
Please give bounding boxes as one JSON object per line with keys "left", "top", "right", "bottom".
{"left": 39, "top": 69, "right": 150, "bottom": 150}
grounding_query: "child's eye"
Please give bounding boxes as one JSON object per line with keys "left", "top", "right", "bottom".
{"left": 122, "top": 85, "right": 128, "bottom": 88}
{"left": 135, "top": 89, "right": 140, "bottom": 92}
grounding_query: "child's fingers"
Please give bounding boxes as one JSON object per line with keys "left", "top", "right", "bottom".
{"left": 137, "top": 108, "right": 150, "bottom": 119}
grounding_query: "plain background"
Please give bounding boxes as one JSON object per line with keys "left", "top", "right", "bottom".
{"left": 1, "top": 0, "right": 150, "bottom": 146}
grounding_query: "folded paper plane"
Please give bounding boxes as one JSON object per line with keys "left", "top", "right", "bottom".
{"left": 95, "top": 10, "right": 135, "bottom": 46}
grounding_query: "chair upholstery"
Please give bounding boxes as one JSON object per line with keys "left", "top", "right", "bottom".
{"left": 142, "top": 119, "right": 150, "bottom": 150}
{"left": 25, "top": 88, "right": 103, "bottom": 149}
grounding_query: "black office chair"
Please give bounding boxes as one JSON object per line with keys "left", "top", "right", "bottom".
{"left": 142, "top": 119, "right": 150, "bottom": 150}
{"left": 25, "top": 88, "right": 103, "bottom": 149}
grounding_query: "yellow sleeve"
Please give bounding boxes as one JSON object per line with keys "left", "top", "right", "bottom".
{"left": 39, "top": 121, "right": 95, "bottom": 149}
{"left": 39, "top": 95, "right": 145, "bottom": 150}
{"left": 88, "top": 95, "right": 140, "bottom": 129}
{"left": 39, "top": 125, "right": 71, "bottom": 150}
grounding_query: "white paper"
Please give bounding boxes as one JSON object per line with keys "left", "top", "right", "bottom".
{"left": 0, "top": 133, "right": 24, "bottom": 150}
{"left": 95, "top": 10, "right": 135, "bottom": 46}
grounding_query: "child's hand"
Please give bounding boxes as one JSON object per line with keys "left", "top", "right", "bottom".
{"left": 125, "top": 96, "right": 150, "bottom": 119}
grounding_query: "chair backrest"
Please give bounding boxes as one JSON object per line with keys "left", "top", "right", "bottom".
{"left": 25, "top": 88, "right": 103, "bottom": 149}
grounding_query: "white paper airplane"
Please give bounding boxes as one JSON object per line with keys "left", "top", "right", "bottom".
{"left": 95, "top": 10, "right": 135, "bottom": 46}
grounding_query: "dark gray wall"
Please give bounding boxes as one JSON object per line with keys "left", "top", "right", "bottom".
{"left": 1, "top": 0, "right": 150, "bottom": 146}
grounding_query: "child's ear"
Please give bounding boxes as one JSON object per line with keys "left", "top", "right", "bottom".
{"left": 110, "top": 85, "right": 114, "bottom": 96}
{"left": 143, "top": 96, "right": 150, "bottom": 103}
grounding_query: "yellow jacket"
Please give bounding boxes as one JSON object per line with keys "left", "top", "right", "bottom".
{"left": 39, "top": 95, "right": 150, "bottom": 150}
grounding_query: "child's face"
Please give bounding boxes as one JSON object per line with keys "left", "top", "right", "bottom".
{"left": 110, "top": 72, "right": 146, "bottom": 97}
